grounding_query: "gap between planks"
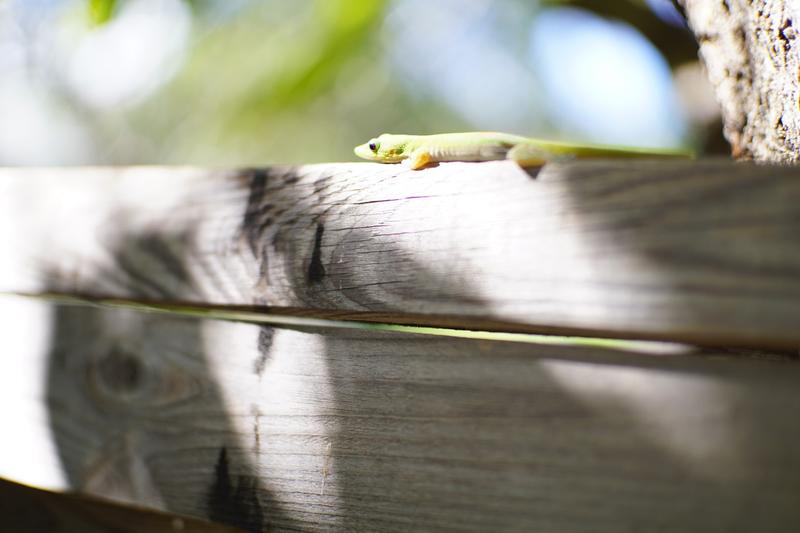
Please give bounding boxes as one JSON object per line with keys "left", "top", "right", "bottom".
{"left": 10, "top": 291, "right": 799, "bottom": 360}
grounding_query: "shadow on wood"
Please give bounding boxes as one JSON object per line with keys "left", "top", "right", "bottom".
{"left": 44, "top": 227, "right": 296, "bottom": 532}
{"left": 39, "top": 184, "right": 498, "bottom": 530}
{"left": 39, "top": 303, "right": 800, "bottom": 531}
{"left": 5, "top": 161, "right": 800, "bottom": 347}
{"left": 1, "top": 161, "right": 797, "bottom": 530}
{"left": 542, "top": 159, "right": 800, "bottom": 347}
{"left": 36, "top": 200, "right": 800, "bottom": 530}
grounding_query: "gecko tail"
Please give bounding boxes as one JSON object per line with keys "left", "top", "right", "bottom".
{"left": 508, "top": 140, "right": 693, "bottom": 166}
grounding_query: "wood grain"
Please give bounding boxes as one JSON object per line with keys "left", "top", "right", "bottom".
{"left": 3, "top": 299, "right": 800, "bottom": 532}
{"left": 3, "top": 160, "right": 800, "bottom": 347}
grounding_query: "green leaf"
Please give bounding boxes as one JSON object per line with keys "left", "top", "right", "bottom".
{"left": 87, "top": 0, "right": 116, "bottom": 26}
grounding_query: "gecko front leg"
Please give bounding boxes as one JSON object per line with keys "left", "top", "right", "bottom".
{"left": 407, "top": 149, "right": 433, "bottom": 170}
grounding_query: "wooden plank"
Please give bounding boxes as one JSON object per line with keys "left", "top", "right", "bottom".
{"left": 0, "top": 477, "right": 242, "bottom": 533}
{"left": 2, "top": 160, "right": 800, "bottom": 347}
{"left": 4, "top": 297, "right": 800, "bottom": 531}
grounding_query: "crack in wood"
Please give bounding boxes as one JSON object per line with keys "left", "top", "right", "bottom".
{"left": 240, "top": 169, "right": 270, "bottom": 257}
{"left": 253, "top": 327, "right": 274, "bottom": 377}
{"left": 307, "top": 222, "right": 326, "bottom": 284}
{"left": 207, "top": 447, "right": 265, "bottom": 533}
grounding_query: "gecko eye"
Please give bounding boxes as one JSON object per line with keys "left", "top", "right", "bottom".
{"left": 368, "top": 141, "right": 379, "bottom": 152}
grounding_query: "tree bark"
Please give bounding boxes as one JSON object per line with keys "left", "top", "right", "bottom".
{"left": 679, "top": 1, "right": 800, "bottom": 162}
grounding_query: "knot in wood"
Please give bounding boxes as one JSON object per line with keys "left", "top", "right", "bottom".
{"left": 93, "top": 348, "right": 144, "bottom": 397}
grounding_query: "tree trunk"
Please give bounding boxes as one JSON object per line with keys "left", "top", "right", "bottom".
{"left": 680, "top": 1, "right": 800, "bottom": 162}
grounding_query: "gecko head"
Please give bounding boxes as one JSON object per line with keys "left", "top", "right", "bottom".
{"left": 354, "top": 134, "right": 408, "bottom": 163}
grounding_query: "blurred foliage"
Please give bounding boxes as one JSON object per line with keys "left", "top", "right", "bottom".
{"left": 235, "top": 0, "right": 385, "bottom": 119}
{"left": 131, "top": 0, "right": 404, "bottom": 164}
{"left": 545, "top": 0, "right": 698, "bottom": 66}
{"left": 87, "top": 0, "right": 116, "bottom": 26}
{"left": 1, "top": 0, "right": 722, "bottom": 166}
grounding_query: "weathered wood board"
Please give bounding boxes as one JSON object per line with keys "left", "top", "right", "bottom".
{"left": 0, "top": 477, "right": 242, "bottom": 533}
{"left": 3, "top": 296, "right": 800, "bottom": 532}
{"left": 2, "top": 160, "right": 800, "bottom": 347}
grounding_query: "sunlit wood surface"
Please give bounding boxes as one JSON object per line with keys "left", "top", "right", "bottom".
{"left": 3, "top": 160, "right": 800, "bottom": 346}
{"left": 2, "top": 160, "right": 800, "bottom": 531}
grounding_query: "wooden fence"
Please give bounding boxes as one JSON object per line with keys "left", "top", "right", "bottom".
{"left": 2, "top": 160, "right": 800, "bottom": 531}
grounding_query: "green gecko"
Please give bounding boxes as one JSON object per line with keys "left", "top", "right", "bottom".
{"left": 354, "top": 132, "right": 692, "bottom": 170}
